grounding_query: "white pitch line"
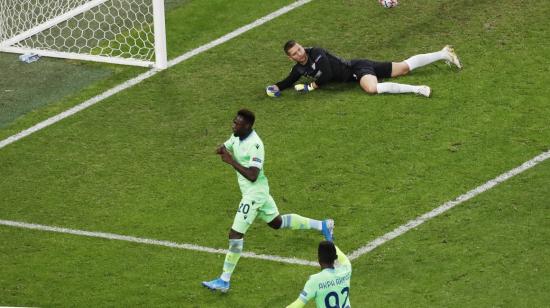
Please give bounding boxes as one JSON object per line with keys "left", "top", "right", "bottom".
{"left": 348, "top": 149, "right": 550, "bottom": 261}
{"left": 0, "top": 0, "right": 313, "bottom": 150}
{"left": 0, "top": 219, "right": 317, "bottom": 266}
{"left": 1, "top": 149, "right": 549, "bottom": 266}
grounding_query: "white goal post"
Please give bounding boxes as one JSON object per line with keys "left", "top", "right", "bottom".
{"left": 0, "top": 0, "right": 167, "bottom": 69}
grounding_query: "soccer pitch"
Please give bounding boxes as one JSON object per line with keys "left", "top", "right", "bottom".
{"left": 1, "top": 0, "right": 549, "bottom": 306}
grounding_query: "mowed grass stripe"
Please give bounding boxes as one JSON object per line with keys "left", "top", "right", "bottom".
{"left": 349, "top": 148, "right": 550, "bottom": 260}
{"left": 1, "top": 1, "right": 550, "bottom": 305}
{"left": 0, "top": 219, "right": 317, "bottom": 266}
{"left": 0, "top": 0, "right": 312, "bottom": 151}
{"left": 1, "top": 0, "right": 549, "bottom": 257}
{"left": 2, "top": 148, "right": 548, "bottom": 267}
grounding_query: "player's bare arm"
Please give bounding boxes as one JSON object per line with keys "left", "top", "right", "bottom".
{"left": 215, "top": 144, "right": 226, "bottom": 154}
{"left": 218, "top": 149, "right": 260, "bottom": 182}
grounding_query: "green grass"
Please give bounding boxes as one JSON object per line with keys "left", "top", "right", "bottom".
{"left": 1, "top": 0, "right": 549, "bottom": 306}
{"left": 357, "top": 159, "right": 550, "bottom": 307}
{"left": 0, "top": 0, "right": 296, "bottom": 138}
{"left": 0, "top": 54, "right": 116, "bottom": 129}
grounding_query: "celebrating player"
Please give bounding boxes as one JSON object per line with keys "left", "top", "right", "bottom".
{"left": 266, "top": 40, "right": 462, "bottom": 98}
{"left": 286, "top": 241, "right": 352, "bottom": 308}
{"left": 202, "top": 109, "right": 334, "bottom": 293}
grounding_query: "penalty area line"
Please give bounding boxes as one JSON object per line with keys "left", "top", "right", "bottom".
{"left": 0, "top": 219, "right": 317, "bottom": 267}
{"left": 0, "top": 0, "right": 313, "bottom": 151}
{"left": 348, "top": 149, "right": 550, "bottom": 261}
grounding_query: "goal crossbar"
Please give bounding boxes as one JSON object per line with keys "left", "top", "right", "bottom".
{"left": 0, "top": 0, "right": 108, "bottom": 48}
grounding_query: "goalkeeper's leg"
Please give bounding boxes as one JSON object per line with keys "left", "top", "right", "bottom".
{"left": 393, "top": 45, "right": 462, "bottom": 77}
{"left": 360, "top": 74, "right": 431, "bottom": 97}
{"left": 403, "top": 45, "right": 462, "bottom": 71}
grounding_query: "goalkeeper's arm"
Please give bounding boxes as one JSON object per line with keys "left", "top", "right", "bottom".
{"left": 275, "top": 66, "right": 302, "bottom": 91}
{"left": 294, "top": 82, "right": 318, "bottom": 93}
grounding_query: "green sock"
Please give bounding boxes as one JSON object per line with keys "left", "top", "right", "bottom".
{"left": 281, "top": 214, "right": 314, "bottom": 230}
{"left": 221, "top": 239, "right": 243, "bottom": 282}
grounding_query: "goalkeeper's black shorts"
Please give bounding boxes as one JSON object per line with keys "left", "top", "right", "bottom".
{"left": 350, "top": 59, "right": 392, "bottom": 80}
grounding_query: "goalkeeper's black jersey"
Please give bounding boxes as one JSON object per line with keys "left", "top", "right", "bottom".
{"left": 275, "top": 47, "right": 354, "bottom": 90}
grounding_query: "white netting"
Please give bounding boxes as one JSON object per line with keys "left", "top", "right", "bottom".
{"left": 0, "top": 0, "right": 157, "bottom": 63}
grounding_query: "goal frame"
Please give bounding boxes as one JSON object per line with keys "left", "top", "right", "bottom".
{"left": 0, "top": 0, "right": 167, "bottom": 69}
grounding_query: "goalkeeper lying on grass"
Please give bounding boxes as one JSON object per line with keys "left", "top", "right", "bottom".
{"left": 266, "top": 40, "right": 461, "bottom": 98}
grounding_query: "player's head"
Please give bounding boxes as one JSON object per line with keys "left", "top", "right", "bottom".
{"left": 318, "top": 240, "right": 338, "bottom": 267}
{"left": 284, "top": 40, "right": 307, "bottom": 65}
{"left": 232, "top": 109, "right": 255, "bottom": 137}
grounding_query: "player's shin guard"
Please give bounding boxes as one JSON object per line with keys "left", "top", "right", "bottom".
{"left": 221, "top": 239, "right": 243, "bottom": 282}
{"left": 281, "top": 214, "right": 322, "bottom": 231}
{"left": 404, "top": 50, "right": 446, "bottom": 71}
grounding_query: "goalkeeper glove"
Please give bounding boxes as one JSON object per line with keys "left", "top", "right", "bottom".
{"left": 265, "top": 85, "right": 281, "bottom": 97}
{"left": 294, "top": 83, "right": 315, "bottom": 93}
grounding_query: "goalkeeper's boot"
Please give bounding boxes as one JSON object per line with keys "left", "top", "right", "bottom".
{"left": 416, "top": 85, "right": 432, "bottom": 98}
{"left": 202, "top": 278, "right": 230, "bottom": 293}
{"left": 443, "top": 45, "right": 462, "bottom": 69}
{"left": 322, "top": 219, "right": 335, "bottom": 242}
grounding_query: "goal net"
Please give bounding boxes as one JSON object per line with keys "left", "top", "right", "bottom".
{"left": 0, "top": 0, "right": 167, "bottom": 68}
